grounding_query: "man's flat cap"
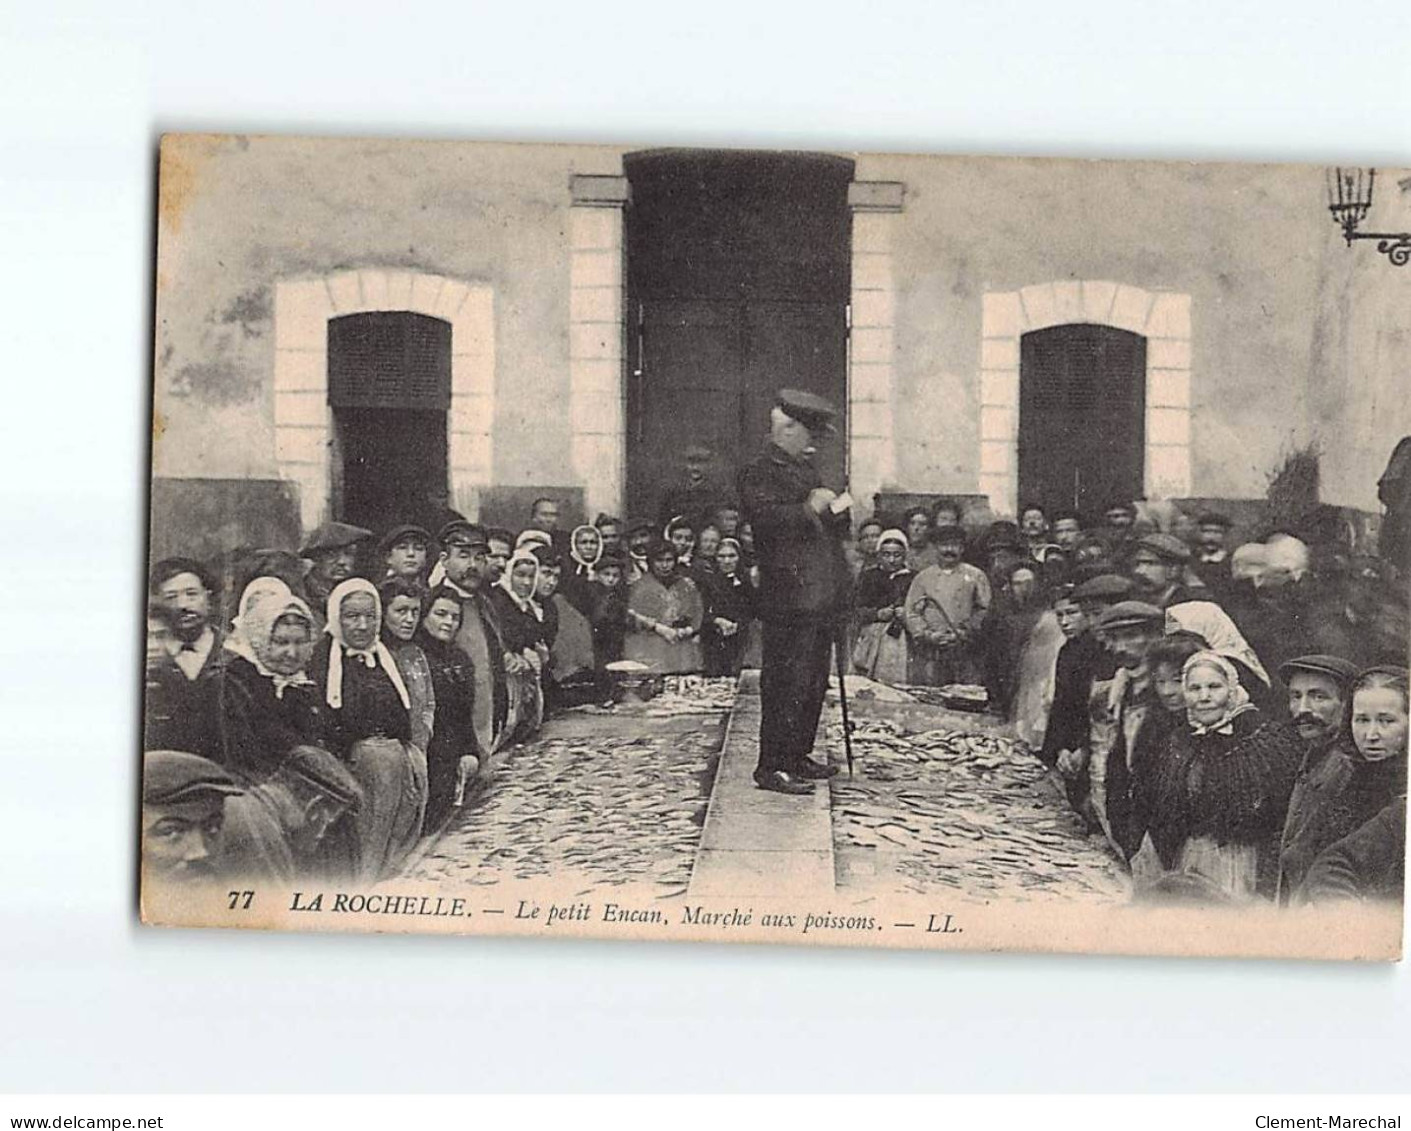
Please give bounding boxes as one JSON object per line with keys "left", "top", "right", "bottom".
{"left": 1133, "top": 532, "right": 1192, "bottom": 563}
{"left": 1095, "top": 600, "right": 1165, "bottom": 631}
{"left": 775, "top": 388, "right": 838, "bottom": 434}
{"left": 597, "top": 547, "right": 628, "bottom": 567}
{"left": 1072, "top": 573, "right": 1134, "bottom": 602}
{"left": 1278, "top": 654, "right": 1360, "bottom": 689}
{"left": 438, "top": 520, "right": 488, "bottom": 549}
{"left": 143, "top": 750, "right": 244, "bottom": 806}
{"left": 1195, "top": 510, "right": 1233, "bottom": 529}
{"left": 300, "top": 522, "right": 374, "bottom": 556}
{"left": 282, "top": 744, "right": 363, "bottom": 813}
{"left": 379, "top": 524, "right": 434, "bottom": 552}
{"left": 932, "top": 524, "right": 966, "bottom": 545}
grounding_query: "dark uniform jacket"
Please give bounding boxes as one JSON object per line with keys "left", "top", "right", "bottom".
{"left": 737, "top": 442, "right": 852, "bottom": 624}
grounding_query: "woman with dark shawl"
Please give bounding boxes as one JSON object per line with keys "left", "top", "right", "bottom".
{"left": 217, "top": 577, "right": 324, "bottom": 782}
{"left": 1147, "top": 650, "right": 1299, "bottom": 901}
{"left": 486, "top": 548, "right": 547, "bottom": 742}
{"left": 416, "top": 585, "right": 482, "bottom": 832}
{"left": 309, "top": 577, "right": 424, "bottom": 882}
{"left": 379, "top": 575, "right": 435, "bottom": 758}
{"left": 537, "top": 551, "right": 598, "bottom": 707}
{"left": 559, "top": 523, "right": 603, "bottom": 616}
{"left": 701, "top": 536, "right": 756, "bottom": 678}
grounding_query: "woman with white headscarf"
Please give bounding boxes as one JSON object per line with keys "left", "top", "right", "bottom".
{"left": 218, "top": 576, "right": 323, "bottom": 781}
{"left": 309, "top": 577, "right": 424, "bottom": 882}
{"left": 850, "top": 529, "right": 914, "bottom": 685}
{"left": 487, "top": 548, "right": 547, "bottom": 740}
{"left": 1145, "top": 650, "right": 1298, "bottom": 902}
{"left": 560, "top": 523, "right": 603, "bottom": 616}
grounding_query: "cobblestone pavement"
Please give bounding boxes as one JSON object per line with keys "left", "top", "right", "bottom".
{"left": 403, "top": 679, "right": 734, "bottom": 897}
{"left": 827, "top": 712, "right": 1129, "bottom": 903}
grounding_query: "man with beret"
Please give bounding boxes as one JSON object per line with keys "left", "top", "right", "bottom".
{"left": 436, "top": 520, "right": 510, "bottom": 758}
{"left": 1129, "top": 532, "right": 1205, "bottom": 609}
{"left": 381, "top": 524, "right": 434, "bottom": 583}
{"left": 1274, "top": 653, "right": 1364, "bottom": 901}
{"left": 300, "top": 521, "right": 374, "bottom": 615}
{"left": 141, "top": 749, "right": 244, "bottom": 887}
{"left": 220, "top": 744, "right": 365, "bottom": 884}
{"left": 1087, "top": 601, "right": 1167, "bottom": 860}
{"left": 737, "top": 389, "right": 853, "bottom": 795}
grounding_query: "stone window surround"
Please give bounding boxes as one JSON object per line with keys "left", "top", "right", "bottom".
{"left": 978, "top": 281, "right": 1193, "bottom": 516}
{"left": 272, "top": 270, "right": 495, "bottom": 531}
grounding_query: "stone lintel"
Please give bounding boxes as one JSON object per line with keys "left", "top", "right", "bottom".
{"left": 848, "top": 181, "right": 905, "bottom": 213}
{"left": 570, "top": 174, "right": 632, "bottom": 208}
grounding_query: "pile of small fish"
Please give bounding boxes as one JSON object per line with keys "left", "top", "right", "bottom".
{"left": 826, "top": 717, "right": 1128, "bottom": 902}
{"left": 404, "top": 721, "right": 724, "bottom": 895}
{"left": 564, "top": 675, "right": 741, "bottom": 718}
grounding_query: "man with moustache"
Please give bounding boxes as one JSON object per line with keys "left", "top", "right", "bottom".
{"left": 1274, "top": 654, "right": 1362, "bottom": 901}
{"left": 434, "top": 520, "right": 513, "bottom": 758}
{"left": 1129, "top": 533, "right": 1204, "bottom": 609}
{"left": 141, "top": 749, "right": 243, "bottom": 888}
{"left": 737, "top": 389, "right": 853, "bottom": 795}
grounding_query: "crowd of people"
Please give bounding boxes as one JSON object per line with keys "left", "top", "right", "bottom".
{"left": 851, "top": 496, "right": 1407, "bottom": 906}
{"left": 141, "top": 497, "right": 769, "bottom": 891}
{"left": 142, "top": 474, "right": 1408, "bottom": 909}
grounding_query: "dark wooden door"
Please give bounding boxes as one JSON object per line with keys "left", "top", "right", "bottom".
{"left": 335, "top": 407, "right": 448, "bottom": 534}
{"left": 1018, "top": 324, "right": 1146, "bottom": 519}
{"left": 624, "top": 151, "right": 853, "bottom": 524}
{"left": 327, "top": 312, "right": 451, "bottom": 532}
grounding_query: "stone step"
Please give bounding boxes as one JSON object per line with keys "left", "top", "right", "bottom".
{"left": 687, "top": 668, "right": 838, "bottom": 897}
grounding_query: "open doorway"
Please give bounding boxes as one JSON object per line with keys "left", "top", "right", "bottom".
{"left": 327, "top": 311, "right": 451, "bottom": 533}
{"left": 624, "top": 150, "right": 854, "bottom": 524}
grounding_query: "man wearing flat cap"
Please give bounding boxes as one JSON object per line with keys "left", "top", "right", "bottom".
{"left": 301, "top": 521, "right": 374, "bottom": 614}
{"left": 381, "top": 524, "right": 434, "bottom": 583}
{"left": 1087, "top": 600, "right": 1167, "bottom": 860}
{"left": 1129, "top": 532, "right": 1204, "bottom": 610}
{"left": 1274, "top": 653, "right": 1364, "bottom": 901}
{"left": 436, "top": 520, "right": 510, "bottom": 758}
{"left": 1190, "top": 511, "right": 1235, "bottom": 600}
{"left": 141, "top": 749, "right": 244, "bottom": 887}
{"left": 1043, "top": 573, "right": 1134, "bottom": 823}
{"left": 737, "top": 389, "right": 853, "bottom": 795}
{"left": 220, "top": 744, "right": 365, "bottom": 884}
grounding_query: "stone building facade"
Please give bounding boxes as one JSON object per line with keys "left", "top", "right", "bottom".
{"left": 152, "top": 135, "right": 1411, "bottom": 555}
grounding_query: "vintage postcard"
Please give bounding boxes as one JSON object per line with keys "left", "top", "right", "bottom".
{"left": 142, "top": 134, "right": 1409, "bottom": 959}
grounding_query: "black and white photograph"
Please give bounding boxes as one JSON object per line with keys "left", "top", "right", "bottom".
{"left": 137, "top": 133, "right": 1410, "bottom": 959}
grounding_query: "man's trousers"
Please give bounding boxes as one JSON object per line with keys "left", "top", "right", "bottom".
{"left": 758, "top": 617, "right": 836, "bottom": 774}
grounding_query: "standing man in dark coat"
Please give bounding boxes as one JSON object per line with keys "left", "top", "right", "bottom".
{"left": 737, "top": 389, "right": 852, "bottom": 795}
